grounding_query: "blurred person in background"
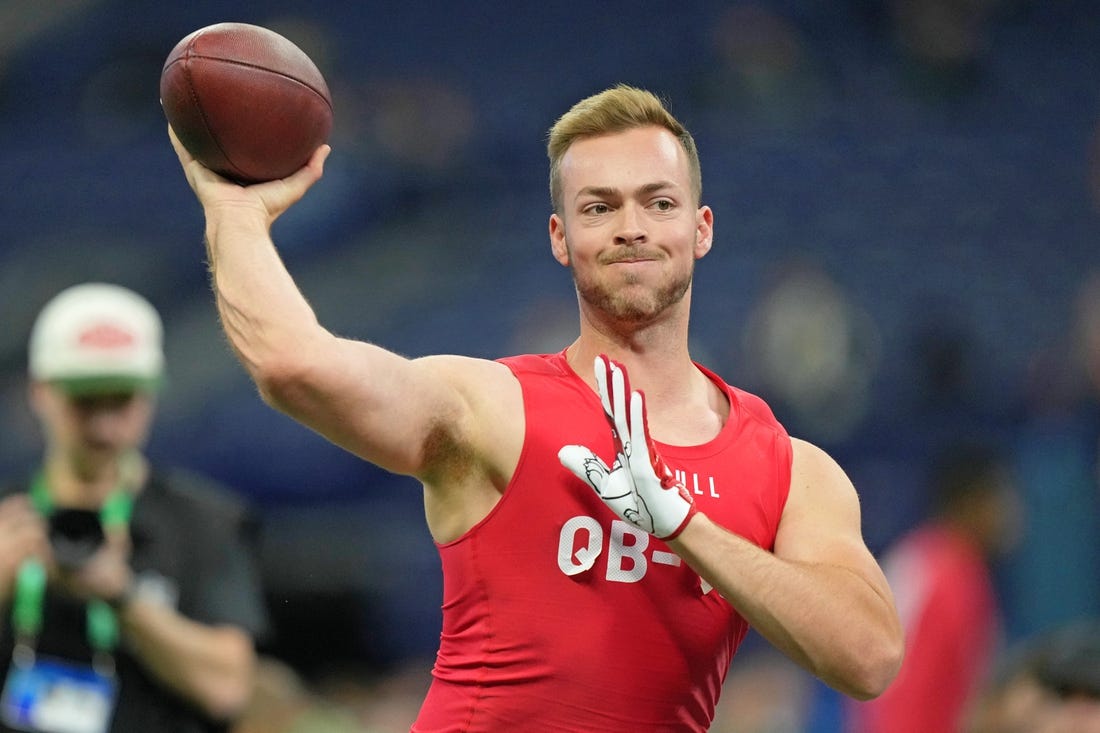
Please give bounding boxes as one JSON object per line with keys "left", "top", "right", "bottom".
{"left": 0, "top": 283, "right": 269, "bottom": 733}
{"left": 966, "top": 620, "right": 1100, "bottom": 733}
{"left": 1006, "top": 269, "right": 1100, "bottom": 640}
{"left": 169, "top": 83, "right": 902, "bottom": 731}
{"left": 230, "top": 656, "right": 363, "bottom": 733}
{"left": 847, "top": 440, "right": 1021, "bottom": 733}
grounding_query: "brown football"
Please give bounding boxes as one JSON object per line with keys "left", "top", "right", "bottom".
{"left": 160, "top": 22, "right": 333, "bottom": 184}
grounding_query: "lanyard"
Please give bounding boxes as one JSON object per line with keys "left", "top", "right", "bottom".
{"left": 12, "top": 472, "right": 136, "bottom": 654}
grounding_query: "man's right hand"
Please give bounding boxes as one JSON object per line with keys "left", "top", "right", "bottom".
{"left": 167, "top": 124, "right": 330, "bottom": 227}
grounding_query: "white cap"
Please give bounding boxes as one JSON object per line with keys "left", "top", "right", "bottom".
{"left": 29, "top": 283, "right": 164, "bottom": 394}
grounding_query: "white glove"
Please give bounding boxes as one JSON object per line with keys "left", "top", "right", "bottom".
{"left": 559, "top": 355, "right": 697, "bottom": 540}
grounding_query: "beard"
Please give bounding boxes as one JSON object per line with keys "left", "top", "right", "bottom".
{"left": 571, "top": 259, "right": 694, "bottom": 323}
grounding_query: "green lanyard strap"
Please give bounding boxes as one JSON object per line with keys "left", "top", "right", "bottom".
{"left": 14, "top": 471, "right": 137, "bottom": 653}
{"left": 27, "top": 471, "right": 135, "bottom": 528}
{"left": 12, "top": 560, "right": 46, "bottom": 639}
{"left": 86, "top": 601, "right": 120, "bottom": 653}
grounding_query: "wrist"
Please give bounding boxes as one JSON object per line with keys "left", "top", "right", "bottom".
{"left": 206, "top": 205, "right": 271, "bottom": 239}
{"left": 661, "top": 502, "right": 699, "bottom": 541}
{"left": 106, "top": 576, "right": 139, "bottom": 613}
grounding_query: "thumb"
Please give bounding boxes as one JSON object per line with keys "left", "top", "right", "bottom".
{"left": 558, "top": 445, "right": 608, "bottom": 490}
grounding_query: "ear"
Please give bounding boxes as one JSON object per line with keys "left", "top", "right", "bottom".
{"left": 27, "top": 380, "right": 54, "bottom": 421}
{"left": 549, "top": 213, "right": 570, "bottom": 266}
{"left": 694, "top": 205, "right": 714, "bottom": 259}
{"left": 28, "top": 381, "right": 46, "bottom": 410}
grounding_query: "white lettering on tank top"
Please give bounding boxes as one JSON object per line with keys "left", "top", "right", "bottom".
{"left": 674, "top": 470, "right": 720, "bottom": 498}
{"left": 558, "top": 516, "right": 716, "bottom": 596}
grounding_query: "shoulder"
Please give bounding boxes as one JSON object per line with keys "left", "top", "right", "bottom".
{"left": 729, "top": 384, "right": 781, "bottom": 426}
{"left": 414, "top": 353, "right": 523, "bottom": 425}
{"left": 789, "top": 437, "right": 840, "bottom": 471}
{"left": 774, "top": 439, "right": 874, "bottom": 563}
{"left": 781, "top": 439, "right": 861, "bottom": 532}
{"left": 775, "top": 439, "right": 879, "bottom": 568}
{"left": 788, "top": 439, "right": 856, "bottom": 499}
{"left": 697, "top": 361, "right": 788, "bottom": 438}
{"left": 413, "top": 353, "right": 520, "bottom": 396}
{"left": 0, "top": 478, "right": 28, "bottom": 500}
{"left": 143, "top": 467, "right": 253, "bottom": 529}
{"left": 497, "top": 352, "right": 571, "bottom": 377}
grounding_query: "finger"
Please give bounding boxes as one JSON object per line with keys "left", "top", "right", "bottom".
{"left": 594, "top": 355, "right": 613, "bottom": 417}
{"left": 558, "top": 445, "right": 609, "bottom": 491}
{"left": 0, "top": 522, "right": 47, "bottom": 565}
{"left": 608, "top": 362, "right": 631, "bottom": 453}
{"left": 631, "top": 389, "right": 677, "bottom": 487}
{"left": 167, "top": 124, "right": 215, "bottom": 179}
{"left": 0, "top": 495, "right": 36, "bottom": 522}
{"left": 628, "top": 389, "right": 651, "bottom": 470}
{"left": 166, "top": 124, "right": 191, "bottom": 162}
{"left": 284, "top": 144, "right": 330, "bottom": 186}
{"left": 168, "top": 123, "right": 236, "bottom": 193}
{"left": 308, "top": 143, "right": 331, "bottom": 171}
{"left": 612, "top": 357, "right": 631, "bottom": 396}
{"left": 0, "top": 500, "right": 47, "bottom": 539}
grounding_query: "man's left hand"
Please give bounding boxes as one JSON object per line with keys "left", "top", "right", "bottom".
{"left": 559, "top": 355, "right": 697, "bottom": 540}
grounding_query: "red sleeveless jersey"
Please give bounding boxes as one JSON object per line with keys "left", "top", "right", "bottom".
{"left": 413, "top": 352, "right": 792, "bottom": 732}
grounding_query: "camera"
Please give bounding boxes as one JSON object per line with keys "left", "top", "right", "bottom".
{"left": 48, "top": 509, "right": 106, "bottom": 568}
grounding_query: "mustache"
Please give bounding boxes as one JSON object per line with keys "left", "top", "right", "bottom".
{"left": 599, "top": 248, "right": 663, "bottom": 264}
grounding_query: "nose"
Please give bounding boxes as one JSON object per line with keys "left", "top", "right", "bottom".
{"left": 82, "top": 408, "right": 127, "bottom": 447}
{"left": 74, "top": 396, "right": 137, "bottom": 448}
{"left": 613, "top": 203, "right": 646, "bottom": 245}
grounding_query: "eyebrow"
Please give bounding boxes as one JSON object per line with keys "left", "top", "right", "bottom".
{"left": 574, "top": 180, "right": 678, "bottom": 201}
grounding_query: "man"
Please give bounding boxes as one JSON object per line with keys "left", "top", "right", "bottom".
{"left": 849, "top": 441, "right": 1020, "bottom": 733}
{"left": 0, "top": 283, "right": 268, "bottom": 733}
{"left": 169, "top": 84, "right": 902, "bottom": 731}
{"left": 967, "top": 621, "right": 1100, "bottom": 733}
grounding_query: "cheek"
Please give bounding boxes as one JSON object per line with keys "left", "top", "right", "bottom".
{"left": 562, "top": 234, "right": 602, "bottom": 268}
{"left": 86, "top": 404, "right": 154, "bottom": 441}
{"left": 125, "top": 404, "right": 156, "bottom": 437}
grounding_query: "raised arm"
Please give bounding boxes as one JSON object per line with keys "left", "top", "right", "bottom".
{"left": 168, "top": 129, "right": 519, "bottom": 511}
{"left": 670, "top": 438, "right": 904, "bottom": 699}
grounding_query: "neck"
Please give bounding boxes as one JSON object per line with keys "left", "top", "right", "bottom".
{"left": 569, "top": 303, "right": 694, "bottom": 389}
{"left": 567, "top": 338, "right": 695, "bottom": 389}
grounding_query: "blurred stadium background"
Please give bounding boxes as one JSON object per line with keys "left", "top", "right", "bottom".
{"left": 0, "top": 1, "right": 1098, "bottom": 730}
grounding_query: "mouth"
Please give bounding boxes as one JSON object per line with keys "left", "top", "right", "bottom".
{"left": 602, "top": 250, "right": 661, "bottom": 265}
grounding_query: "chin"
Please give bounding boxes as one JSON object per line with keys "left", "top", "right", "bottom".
{"left": 574, "top": 265, "right": 692, "bottom": 323}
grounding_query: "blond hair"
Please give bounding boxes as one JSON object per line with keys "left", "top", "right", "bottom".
{"left": 546, "top": 84, "right": 701, "bottom": 213}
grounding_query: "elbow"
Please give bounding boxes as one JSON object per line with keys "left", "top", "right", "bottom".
{"left": 843, "top": 632, "right": 905, "bottom": 701}
{"left": 251, "top": 353, "right": 315, "bottom": 412}
{"left": 202, "top": 679, "right": 253, "bottom": 723}
{"left": 230, "top": 324, "right": 330, "bottom": 412}
{"left": 196, "top": 637, "right": 257, "bottom": 721}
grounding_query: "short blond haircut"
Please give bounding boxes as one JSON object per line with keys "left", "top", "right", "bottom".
{"left": 546, "top": 84, "right": 702, "bottom": 214}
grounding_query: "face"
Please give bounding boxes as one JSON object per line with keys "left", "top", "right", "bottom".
{"left": 976, "top": 470, "right": 1024, "bottom": 557}
{"left": 31, "top": 383, "right": 155, "bottom": 476}
{"left": 548, "top": 126, "right": 713, "bottom": 325}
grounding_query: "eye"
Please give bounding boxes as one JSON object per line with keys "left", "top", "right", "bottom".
{"left": 652, "top": 199, "right": 675, "bottom": 212}
{"left": 583, "top": 202, "right": 611, "bottom": 215}
{"left": 71, "top": 393, "right": 138, "bottom": 412}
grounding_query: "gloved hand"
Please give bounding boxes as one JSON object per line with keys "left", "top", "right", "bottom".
{"left": 559, "top": 355, "right": 697, "bottom": 540}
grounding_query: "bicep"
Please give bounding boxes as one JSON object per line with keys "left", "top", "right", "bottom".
{"left": 261, "top": 332, "right": 514, "bottom": 480}
{"left": 775, "top": 438, "right": 891, "bottom": 596}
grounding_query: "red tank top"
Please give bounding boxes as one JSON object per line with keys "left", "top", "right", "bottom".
{"left": 413, "top": 352, "right": 792, "bottom": 732}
